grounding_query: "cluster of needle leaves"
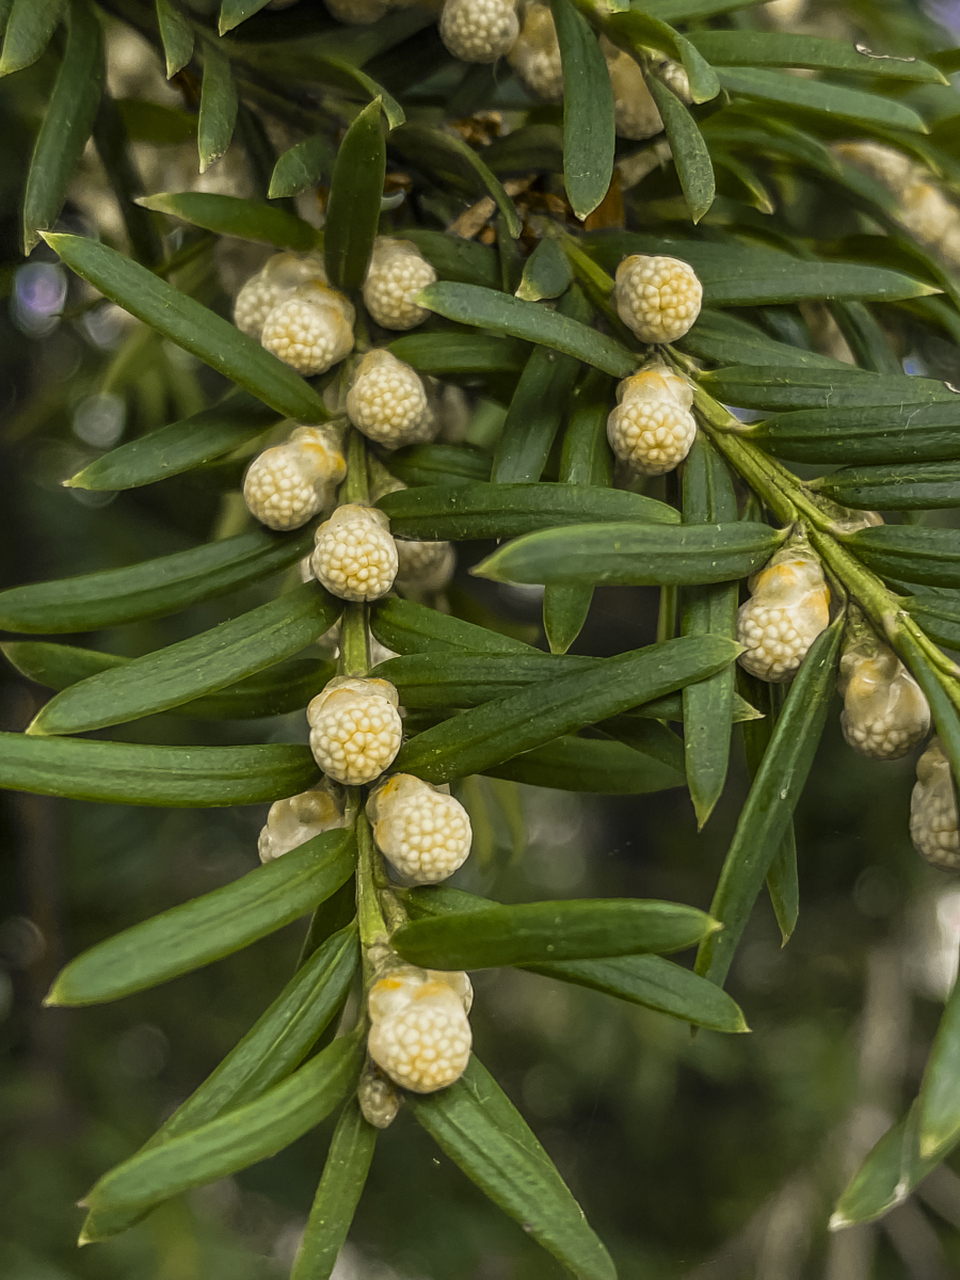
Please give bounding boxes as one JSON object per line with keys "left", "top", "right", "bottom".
{"left": 5, "top": 0, "right": 960, "bottom": 1275}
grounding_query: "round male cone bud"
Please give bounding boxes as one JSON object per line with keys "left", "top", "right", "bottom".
{"left": 346, "top": 350, "right": 438, "bottom": 448}
{"left": 395, "top": 538, "right": 456, "bottom": 594}
{"left": 507, "top": 3, "right": 563, "bottom": 101}
{"left": 367, "top": 965, "right": 473, "bottom": 1093}
{"left": 601, "top": 38, "right": 663, "bottom": 141}
{"left": 366, "top": 774, "right": 473, "bottom": 884}
{"left": 260, "top": 280, "right": 355, "bottom": 376}
{"left": 242, "top": 426, "right": 346, "bottom": 531}
{"left": 363, "top": 238, "right": 437, "bottom": 331}
{"left": 258, "top": 778, "right": 349, "bottom": 863}
{"left": 307, "top": 676, "right": 402, "bottom": 786}
{"left": 234, "top": 252, "right": 327, "bottom": 341}
{"left": 310, "top": 503, "right": 398, "bottom": 602}
{"left": 838, "top": 641, "right": 930, "bottom": 760}
{"left": 606, "top": 364, "right": 696, "bottom": 476}
{"left": 614, "top": 253, "right": 703, "bottom": 344}
{"left": 736, "top": 548, "right": 830, "bottom": 683}
{"left": 910, "top": 737, "right": 960, "bottom": 870}
{"left": 439, "top": 0, "right": 520, "bottom": 64}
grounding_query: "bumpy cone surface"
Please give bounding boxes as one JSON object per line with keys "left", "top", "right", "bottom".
{"left": 736, "top": 550, "right": 830, "bottom": 683}
{"left": 606, "top": 365, "right": 696, "bottom": 476}
{"left": 260, "top": 281, "right": 355, "bottom": 376}
{"left": 601, "top": 38, "right": 663, "bottom": 140}
{"left": 242, "top": 426, "right": 346, "bottom": 531}
{"left": 363, "top": 238, "right": 437, "bottom": 331}
{"left": 233, "top": 252, "right": 327, "bottom": 341}
{"left": 366, "top": 773, "right": 473, "bottom": 884}
{"left": 838, "top": 643, "right": 930, "bottom": 760}
{"left": 346, "top": 350, "right": 437, "bottom": 448}
{"left": 439, "top": 0, "right": 520, "bottom": 63}
{"left": 368, "top": 966, "right": 473, "bottom": 1093}
{"left": 614, "top": 253, "right": 703, "bottom": 343}
{"left": 395, "top": 538, "right": 456, "bottom": 593}
{"left": 311, "top": 503, "right": 398, "bottom": 602}
{"left": 258, "top": 779, "right": 348, "bottom": 863}
{"left": 507, "top": 3, "right": 563, "bottom": 101}
{"left": 307, "top": 677, "right": 402, "bottom": 786}
{"left": 910, "top": 737, "right": 960, "bottom": 870}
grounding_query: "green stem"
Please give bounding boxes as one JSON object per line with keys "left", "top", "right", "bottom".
{"left": 356, "top": 809, "right": 388, "bottom": 956}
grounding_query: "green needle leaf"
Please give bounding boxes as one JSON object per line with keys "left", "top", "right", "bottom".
{"left": 324, "top": 97, "right": 385, "bottom": 291}
{"left": 156, "top": 0, "right": 193, "bottom": 77}
{"left": 394, "top": 633, "right": 740, "bottom": 782}
{"left": 137, "top": 191, "right": 320, "bottom": 250}
{"left": 474, "top": 521, "right": 781, "bottom": 588}
{"left": 0, "top": 0, "right": 63, "bottom": 77}
{"left": 22, "top": 0, "right": 104, "bottom": 253}
{"left": 83, "top": 1031, "right": 363, "bottom": 1220}
{"left": 291, "top": 1100, "right": 377, "bottom": 1280}
{"left": 695, "top": 615, "right": 844, "bottom": 988}
{"left": 27, "top": 584, "right": 341, "bottom": 736}
{"left": 0, "top": 735, "right": 318, "bottom": 807}
{"left": 0, "top": 525, "right": 314, "bottom": 633}
{"left": 551, "top": 0, "right": 615, "bottom": 220}
{"left": 393, "top": 897, "right": 719, "bottom": 969}
{"left": 416, "top": 281, "right": 637, "bottom": 377}
{"left": 412, "top": 1055, "right": 616, "bottom": 1280}
{"left": 198, "top": 35, "right": 238, "bottom": 172}
{"left": 48, "top": 827, "right": 355, "bottom": 1005}
{"left": 41, "top": 233, "right": 328, "bottom": 421}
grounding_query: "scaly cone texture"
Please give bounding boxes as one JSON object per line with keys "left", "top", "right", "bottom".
{"left": 367, "top": 965, "right": 473, "bottom": 1093}
{"left": 601, "top": 38, "right": 663, "bottom": 141}
{"left": 233, "top": 252, "right": 328, "bottom": 340}
{"left": 363, "top": 238, "right": 437, "bottom": 331}
{"left": 357, "top": 1062, "right": 403, "bottom": 1129}
{"left": 838, "top": 641, "right": 931, "bottom": 760}
{"left": 260, "top": 280, "right": 356, "bottom": 376}
{"left": 310, "top": 503, "right": 399, "bottom": 603}
{"left": 606, "top": 364, "right": 696, "bottom": 476}
{"left": 366, "top": 774, "right": 473, "bottom": 884}
{"left": 507, "top": 2, "right": 563, "bottom": 101}
{"left": 307, "top": 676, "right": 403, "bottom": 786}
{"left": 395, "top": 538, "right": 457, "bottom": 594}
{"left": 736, "top": 547, "right": 831, "bottom": 683}
{"left": 910, "top": 737, "right": 960, "bottom": 870}
{"left": 242, "top": 425, "right": 346, "bottom": 531}
{"left": 614, "top": 253, "right": 703, "bottom": 344}
{"left": 257, "top": 779, "right": 349, "bottom": 863}
{"left": 346, "top": 350, "right": 438, "bottom": 448}
{"left": 439, "top": 0, "right": 520, "bottom": 63}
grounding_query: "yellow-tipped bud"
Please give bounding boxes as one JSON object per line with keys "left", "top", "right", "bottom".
{"left": 307, "top": 676, "right": 402, "bottom": 786}
{"left": 242, "top": 425, "right": 346, "bottom": 531}
{"left": 258, "top": 779, "right": 349, "bottom": 863}
{"left": 310, "top": 503, "right": 398, "bottom": 603}
{"left": 260, "top": 281, "right": 355, "bottom": 376}
{"left": 366, "top": 773, "right": 473, "bottom": 883}
{"left": 367, "top": 965, "right": 473, "bottom": 1093}
{"left": 736, "top": 548, "right": 830, "bottom": 683}
{"left": 233, "top": 252, "right": 327, "bottom": 341}
{"left": 838, "top": 642, "right": 930, "bottom": 760}
{"left": 606, "top": 364, "right": 696, "bottom": 476}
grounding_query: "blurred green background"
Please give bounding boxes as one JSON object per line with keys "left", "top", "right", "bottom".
{"left": 3, "top": 2, "right": 960, "bottom": 1278}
